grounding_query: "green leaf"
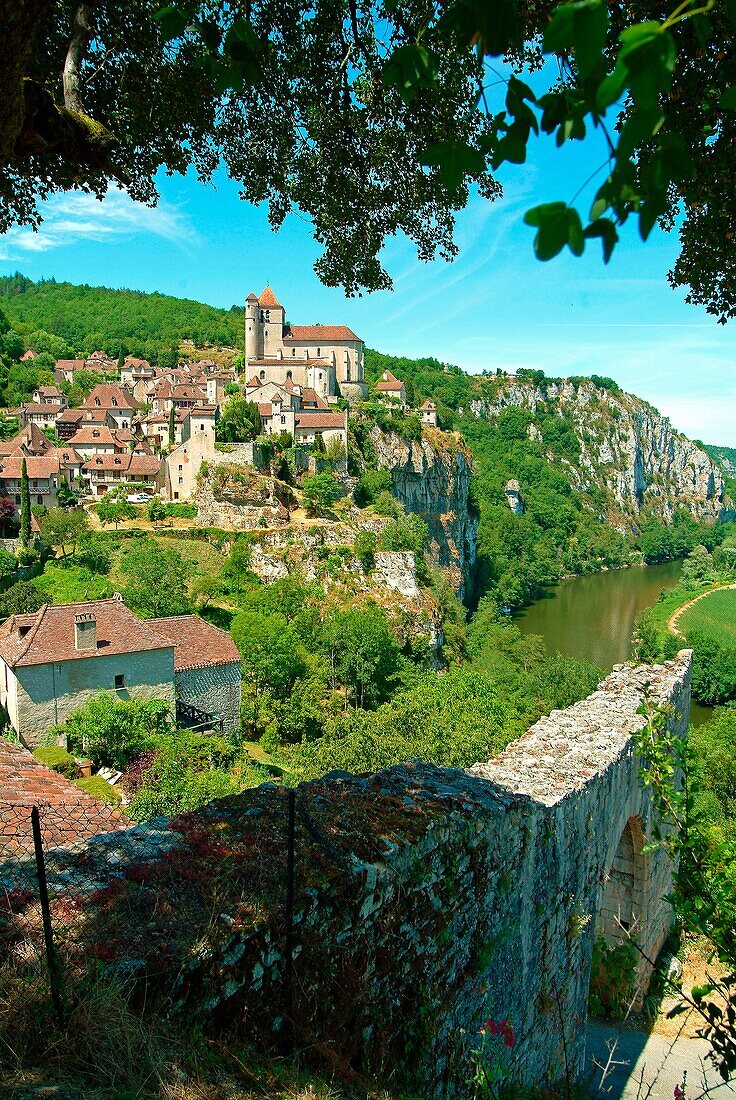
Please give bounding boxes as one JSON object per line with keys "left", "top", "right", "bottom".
{"left": 524, "top": 202, "right": 570, "bottom": 260}
{"left": 721, "top": 85, "right": 736, "bottom": 109}
{"left": 596, "top": 65, "right": 628, "bottom": 112}
{"left": 420, "top": 140, "right": 486, "bottom": 194}
{"left": 153, "top": 4, "right": 191, "bottom": 42}
{"left": 638, "top": 201, "right": 660, "bottom": 241}
{"left": 583, "top": 217, "right": 618, "bottom": 262}
{"left": 544, "top": 0, "right": 609, "bottom": 80}
{"left": 617, "top": 108, "right": 665, "bottom": 159}
{"left": 383, "top": 44, "right": 440, "bottom": 104}
{"left": 567, "top": 208, "right": 585, "bottom": 255}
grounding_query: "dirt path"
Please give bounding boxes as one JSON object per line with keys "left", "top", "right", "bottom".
{"left": 667, "top": 583, "right": 736, "bottom": 639}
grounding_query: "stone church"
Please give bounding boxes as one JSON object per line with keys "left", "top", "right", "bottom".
{"left": 244, "top": 286, "right": 368, "bottom": 401}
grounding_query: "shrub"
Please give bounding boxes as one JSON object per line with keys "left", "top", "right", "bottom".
{"left": 354, "top": 530, "right": 377, "bottom": 572}
{"left": 73, "top": 776, "right": 122, "bottom": 804}
{"left": 588, "top": 935, "right": 638, "bottom": 1018}
{"left": 33, "top": 745, "right": 79, "bottom": 779}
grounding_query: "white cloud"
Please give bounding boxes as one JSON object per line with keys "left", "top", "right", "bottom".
{"left": 0, "top": 189, "right": 199, "bottom": 260}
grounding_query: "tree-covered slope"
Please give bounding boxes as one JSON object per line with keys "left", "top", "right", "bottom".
{"left": 0, "top": 273, "right": 242, "bottom": 358}
{"left": 366, "top": 351, "right": 731, "bottom": 609}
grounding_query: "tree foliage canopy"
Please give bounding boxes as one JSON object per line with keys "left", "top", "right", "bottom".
{"left": 1, "top": 0, "right": 733, "bottom": 314}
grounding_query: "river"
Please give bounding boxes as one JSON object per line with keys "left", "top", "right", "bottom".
{"left": 514, "top": 560, "right": 712, "bottom": 726}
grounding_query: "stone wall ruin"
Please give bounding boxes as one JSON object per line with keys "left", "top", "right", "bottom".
{"left": 2, "top": 653, "right": 692, "bottom": 1095}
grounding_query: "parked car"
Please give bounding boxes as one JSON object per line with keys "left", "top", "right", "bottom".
{"left": 126, "top": 492, "right": 153, "bottom": 504}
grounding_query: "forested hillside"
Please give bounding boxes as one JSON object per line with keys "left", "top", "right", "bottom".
{"left": 0, "top": 273, "right": 242, "bottom": 360}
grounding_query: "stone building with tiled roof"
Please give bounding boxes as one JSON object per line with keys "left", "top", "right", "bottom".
{"left": 0, "top": 596, "right": 242, "bottom": 746}
{"left": 374, "top": 370, "right": 406, "bottom": 407}
{"left": 244, "top": 285, "right": 367, "bottom": 401}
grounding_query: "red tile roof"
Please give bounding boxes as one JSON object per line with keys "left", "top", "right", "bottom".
{"left": 421, "top": 400, "right": 437, "bottom": 409}
{"left": 20, "top": 350, "right": 37, "bottom": 361}
{"left": 21, "top": 402, "right": 65, "bottom": 417}
{"left": 258, "top": 286, "right": 282, "bottom": 309}
{"left": 82, "top": 384, "right": 139, "bottom": 412}
{"left": 284, "top": 324, "right": 361, "bottom": 342}
{"left": 67, "top": 426, "right": 124, "bottom": 448}
{"left": 375, "top": 370, "right": 404, "bottom": 392}
{"left": 294, "top": 412, "right": 346, "bottom": 430}
{"left": 0, "top": 454, "right": 61, "bottom": 479}
{"left": 57, "top": 408, "right": 111, "bottom": 425}
{"left": 0, "top": 598, "right": 174, "bottom": 669}
{"left": 0, "top": 739, "right": 129, "bottom": 856}
{"left": 83, "top": 452, "right": 160, "bottom": 475}
{"left": 148, "top": 615, "right": 240, "bottom": 671}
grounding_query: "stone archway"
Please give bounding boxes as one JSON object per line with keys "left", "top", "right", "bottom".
{"left": 599, "top": 816, "right": 648, "bottom": 944}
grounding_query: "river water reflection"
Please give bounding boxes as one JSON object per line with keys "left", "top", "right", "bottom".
{"left": 514, "top": 561, "right": 711, "bottom": 726}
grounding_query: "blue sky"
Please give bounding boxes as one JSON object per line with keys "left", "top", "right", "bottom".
{"left": 1, "top": 125, "right": 734, "bottom": 446}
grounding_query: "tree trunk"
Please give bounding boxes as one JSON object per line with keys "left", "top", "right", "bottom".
{"left": 63, "top": 3, "right": 94, "bottom": 113}
{"left": 0, "top": 0, "right": 53, "bottom": 163}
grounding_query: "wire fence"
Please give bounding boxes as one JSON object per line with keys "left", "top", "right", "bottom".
{"left": 0, "top": 788, "right": 363, "bottom": 1064}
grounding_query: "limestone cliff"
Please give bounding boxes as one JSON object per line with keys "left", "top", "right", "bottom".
{"left": 469, "top": 379, "right": 729, "bottom": 527}
{"left": 369, "top": 425, "right": 478, "bottom": 598}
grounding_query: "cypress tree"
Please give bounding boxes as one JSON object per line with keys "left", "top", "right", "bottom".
{"left": 168, "top": 404, "right": 176, "bottom": 446}
{"left": 404, "top": 376, "right": 416, "bottom": 408}
{"left": 20, "top": 457, "right": 31, "bottom": 547}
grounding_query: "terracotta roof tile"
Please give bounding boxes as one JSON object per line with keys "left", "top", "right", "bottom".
{"left": 0, "top": 598, "right": 173, "bottom": 668}
{"left": 294, "top": 412, "right": 346, "bottom": 430}
{"left": 81, "top": 384, "right": 139, "bottom": 412}
{"left": 148, "top": 615, "right": 240, "bottom": 671}
{"left": 0, "top": 739, "right": 129, "bottom": 856}
{"left": 284, "top": 324, "right": 361, "bottom": 342}
{"left": 258, "top": 286, "right": 282, "bottom": 309}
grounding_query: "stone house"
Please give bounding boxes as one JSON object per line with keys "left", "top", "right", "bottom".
{"left": 81, "top": 384, "right": 140, "bottom": 430}
{"left": 18, "top": 402, "right": 65, "bottom": 431}
{"left": 32, "top": 385, "right": 67, "bottom": 407}
{"left": 145, "top": 615, "right": 242, "bottom": 733}
{"left": 57, "top": 407, "right": 118, "bottom": 441}
{"left": 82, "top": 449, "right": 161, "bottom": 497}
{"left": 0, "top": 424, "right": 81, "bottom": 508}
{"left": 374, "top": 370, "right": 406, "bottom": 407}
{"left": 161, "top": 408, "right": 217, "bottom": 500}
{"left": 420, "top": 400, "right": 438, "bottom": 427}
{"left": 0, "top": 596, "right": 242, "bottom": 748}
{"left": 54, "top": 359, "right": 86, "bottom": 384}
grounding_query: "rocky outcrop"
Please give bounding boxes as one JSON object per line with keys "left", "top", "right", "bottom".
{"left": 470, "top": 379, "right": 729, "bottom": 526}
{"left": 195, "top": 464, "right": 291, "bottom": 530}
{"left": 245, "top": 519, "right": 441, "bottom": 654}
{"left": 370, "top": 426, "right": 477, "bottom": 598}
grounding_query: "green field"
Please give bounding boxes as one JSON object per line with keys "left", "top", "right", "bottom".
{"left": 34, "top": 563, "right": 113, "bottom": 604}
{"left": 680, "top": 588, "right": 736, "bottom": 646}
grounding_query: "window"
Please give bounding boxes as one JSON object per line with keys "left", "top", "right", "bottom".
{"left": 317, "top": 347, "right": 321, "bottom": 356}
{"left": 174, "top": 491, "right": 179, "bottom": 500}
{"left": 178, "top": 464, "right": 183, "bottom": 471}
{"left": 114, "top": 673, "right": 125, "bottom": 690}
{"left": 178, "top": 476, "right": 184, "bottom": 484}
{"left": 200, "top": 424, "right": 205, "bottom": 431}
{"left": 36, "top": 495, "right": 43, "bottom": 505}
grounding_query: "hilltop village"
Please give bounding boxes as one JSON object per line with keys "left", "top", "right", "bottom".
{"left": 0, "top": 285, "right": 436, "bottom": 510}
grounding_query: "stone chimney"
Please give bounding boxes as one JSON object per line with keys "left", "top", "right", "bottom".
{"left": 74, "top": 611, "right": 97, "bottom": 652}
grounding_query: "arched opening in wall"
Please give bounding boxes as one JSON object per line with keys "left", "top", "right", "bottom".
{"left": 599, "top": 817, "right": 647, "bottom": 943}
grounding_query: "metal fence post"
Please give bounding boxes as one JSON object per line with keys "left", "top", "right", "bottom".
{"left": 284, "top": 788, "right": 295, "bottom": 1052}
{"left": 30, "top": 806, "right": 65, "bottom": 1025}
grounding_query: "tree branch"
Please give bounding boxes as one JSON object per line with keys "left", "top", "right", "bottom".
{"left": 63, "top": 2, "right": 95, "bottom": 112}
